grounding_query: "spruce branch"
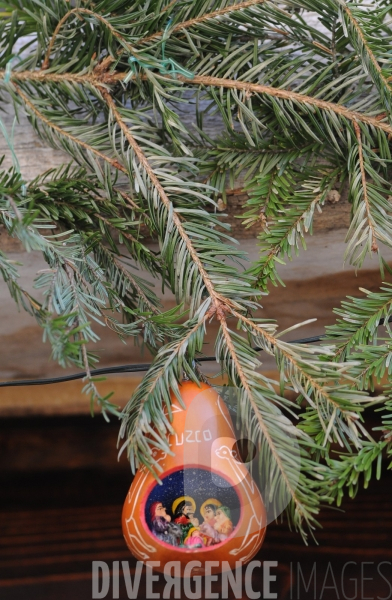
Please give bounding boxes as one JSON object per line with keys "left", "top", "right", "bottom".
{"left": 349, "top": 343, "right": 392, "bottom": 391}
{"left": 0, "top": 246, "right": 42, "bottom": 314}
{"left": 42, "top": 6, "right": 143, "bottom": 71}
{"left": 98, "top": 89, "right": 312, "bottom": 518}
{"left": 229, "top": 308, "right": 375, "bottom": 449}
{"left": 185, "top": 75, "right": 392, "bottom": 136}
{"left": 103, "top": 86, "right": 308, "bottom": 503}
{"left": 101, "top": 89, "right": 228, "bottom": 308}
{"left": 64, "top": 260, "right": 120, "bottom": 419}
{"left": 160, "top": 0, "right": 178, "bottom": 16}
{"left": 246, "top": 167, "right": 339, "bottom": 289}
{"left": 119, "top": 302, "right": 210, "bottom": 473}
{"left": 110, "top": 252, "right": 160, "bottom": 317}
{"left": 0, "top": 170, "right": 112, "bottom": 370}
{"left": 339, "top": 1, "right": 392, "bottom": 114}
{"left": 100, "top": 68, "right": 335, "bottom": 534}
{"left": 324, "top": 442, "right": 385, "bottom": 505}
{"left": 140, "top": 0, "right": 268, "bottom": 44}
{"left": 351, "top": 120, "right": 378, "bottom": 254}
{"left": 0, "top": 72, "right": 390, "bottom": 136}
{"left": 2, "top": 0, "right": 392, "bottom": 539}
{"left": 344, "top": 119, "right": 392, "bottom": 268}
{"left": 327, "top": 284, "right": 392, "bottom": 361}
{"left": 218, "top": 317, "right": 314, "bottom": 531}
{"left": 13, "top": 84, "right": 127, "bottom": 172}
{"left": 250, "top": 189, "right": 323, "bottom": 288}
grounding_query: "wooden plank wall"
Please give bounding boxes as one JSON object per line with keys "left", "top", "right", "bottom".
{"left": 0, "top": 28, "right": 391, "bottom": 600}
{"left": 1, "top": 91, "right": 392, "bottom": 415}
{"left": 0, "top": 416, "right": 391, "bottom": 599}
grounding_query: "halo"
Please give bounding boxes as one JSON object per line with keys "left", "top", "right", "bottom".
{"left": 200, "top": 498, "right": 222, "bottom": 516}
{"left": 172, "top": 496, "right": 196, "bottom": 514}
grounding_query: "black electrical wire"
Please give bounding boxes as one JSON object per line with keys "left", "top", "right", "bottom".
{"left": 1, "top": 315, "right": 391, "bottom": 388}
{"left": 0, "top": 332, "right": 326, "bottom": 388}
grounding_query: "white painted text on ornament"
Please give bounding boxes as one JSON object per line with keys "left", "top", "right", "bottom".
{"left": 174, "top": 429, "right": 212, "bottom": 445}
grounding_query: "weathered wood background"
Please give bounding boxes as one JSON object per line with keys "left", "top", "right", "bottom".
{"left": 0, "top": 96, "right": 391, "bottom": 415}
{"left": 1, "top": 19, "right": 392, "bottom": 600}
{"left": 1, "top": 414, "right": 391, "bottom": 600}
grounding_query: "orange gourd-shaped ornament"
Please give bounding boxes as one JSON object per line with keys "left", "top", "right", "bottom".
{"left": 122, "top": 381, "right": 266, "bottom": 575}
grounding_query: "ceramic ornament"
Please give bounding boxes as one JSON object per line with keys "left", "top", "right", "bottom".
{"left": 122, "top": 381, "right": 266, "bottom": 575}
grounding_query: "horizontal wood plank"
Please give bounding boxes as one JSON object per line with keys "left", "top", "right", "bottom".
{"left": 0, "top": 414, "right": 391, "bottom": 599}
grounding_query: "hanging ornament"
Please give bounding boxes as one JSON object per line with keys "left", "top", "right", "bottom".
{"left": 122, "top": 381, "right": 266, "bottom": 575}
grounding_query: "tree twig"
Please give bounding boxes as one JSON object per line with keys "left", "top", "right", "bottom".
{"left": 353, "top": 120, "right": 378, "bottom": 253}
{"left": 230, "top": 308, "right": 360, "bottom": 424}
{"left": 219, "top": 316, "right": 306, "bottom": 516}
{"left": 101, "top": 89, "right": 228, "bottom": 308}
{"left": 42, "top": 7, "right": 138, "bottom": 70}
{"left": 181, "top": 75, "right": 392, "bottom": 136}
{"left": 343, "top": 5, "right": 392, "bottom": 95}
{"left": 255, "top": 191, "right": 325, "bottom": 283}
{"left": 5, "top": 71, "right": 392, "bottom": 137}
{"left": 160, "top": 0, "right": 179, "bottom": 15}
{"left": 124, "top": 314, "right": 208, "bottom": 456}
{"left": 14, "top": 84, "right": 127, "bottom": 173}
{"left": 109, "top": 250, "right": 160, "bottom": 315}
{"left": 140, "top": 0, "right": 268, "bottom": 44}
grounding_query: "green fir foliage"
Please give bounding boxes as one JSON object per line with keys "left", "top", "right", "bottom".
{"left": 1, "top": 0, "right": 392, "bottom": 540}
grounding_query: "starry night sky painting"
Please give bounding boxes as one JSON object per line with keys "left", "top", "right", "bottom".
{"left": 145, "top": 467, "right": 241, "bottom": 531}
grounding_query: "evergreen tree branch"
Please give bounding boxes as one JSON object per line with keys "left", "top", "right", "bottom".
{"left": 1, "top": 70, "right": 125, "bottom": 85}
{"left": 26, "top": 166, "right": 167, "bottom": 347}
{"left": 3, "top": 71, "right": 392, "bottom": 137}
{"left": 42, "top": 7, "right": 139, "bottom": 70}
{"left": 64, "top": 260, "right": 120, "bottom": 419}
{"left": 13, "top": 84, "right": 126, "bottom": 173}
{"left": 110, "top": 253, "right": 160, "bottom": 317}
{"left": 230, "top": 308, "right": 372, "bottom": 448}
{"left": 0, "top": 170, "right": 119, "bottom": 373}
{"left": 339, "top": 1, "right": 392, "bottom": 113}
{"left": 185, "top": 75, "right": 392, "bottom": 136}
{"left": 353, "top": 120, "right": 378, "bottom": 253}
{"left": 327, "top": 284, "right": 392, "bottom": 361}
{"left": 323, "top": 441, "right": 386, "bottom": 505}
{"left": 101, "top": 89, "right": 227, "bottom": 308}
{"left": 216, "top": 318, "right": 328, "bottom": 539}
{"left": 219, "top": 317, "right": 306, "bottom": 515}
{"left": 245, "top": 167, "right": 339, "bottom": 289}
{"left": 99, "top": 81, "right": 330, "bottom": 532}
{"left": 251, "top": 190, "right": 323, "bottom": 289}
{"left": 119, "top": 304, "right": 210, "bottom": 473}
{"left": 349, "top": 343, "right": 392, "bottom": 391}
{"left": 140, "top": 0, "right": 268, "bottom": 44}
{"left": 99, "top": 91, "right": 306, "bottom": 502}
{"left": 0, "top": 246, "right": 42, "bottom": 314}
{"left": 160, "top": 0, "right": 179, "bottom": 15}
{"left": 343, "top": 4, "right": 389, "bottom": 87}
